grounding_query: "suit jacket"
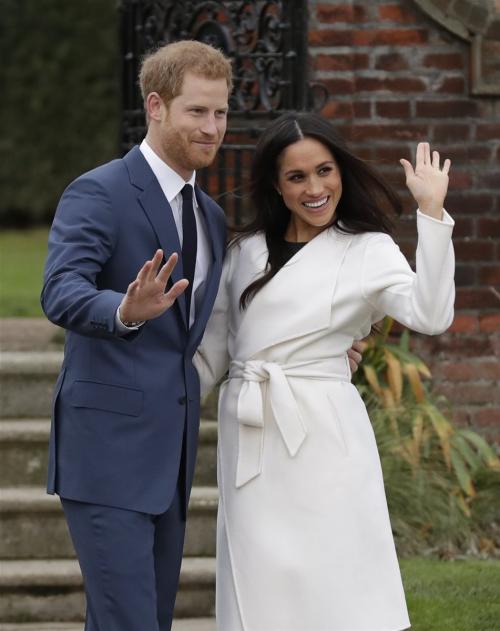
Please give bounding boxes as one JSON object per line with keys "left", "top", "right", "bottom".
{"left": 41, "top": 145, "right": 226, "bottom": 514}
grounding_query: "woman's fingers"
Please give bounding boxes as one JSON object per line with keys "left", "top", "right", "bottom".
{"left": 424, "top": 142, "right": 431, "bottom": 165}
{"left": 416, "top": 142, "right": 425, "bottom": 170}
{"left": 442, "top": 158, "right": 451, "bottom": 175}
{"left": 399, "top": 158, "right": 414, "bottom": 180}
{"left": 432, "top": 150, "right": 440, "bottom": 169}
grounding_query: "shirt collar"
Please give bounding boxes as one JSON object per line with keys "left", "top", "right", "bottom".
{"left": 140, "top": 139, "right": 196, "bottom": 204}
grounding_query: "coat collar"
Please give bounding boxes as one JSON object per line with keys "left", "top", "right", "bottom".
{"left": 234, "top": 228, "right": 353, "bottom": 359}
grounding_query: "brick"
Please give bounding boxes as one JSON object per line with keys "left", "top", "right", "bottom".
{"left": 416, "top": 100, "right": 479, "bottom": 117}
{"left": 485, "top": 17, "right": 500, "bottom": 40}
{"left": 433, "top": 125, "right": 472, "bottom": 142}
{"left": 422, "top": 53, "right": 465, "bottom": 70}
{"left": 356, "top": 77, "right": 428, "bottom": 93}
{"left": 480, "top": 314, "right": 500, "bottom": 333}
{"left": 449, "top": 170, "right": 473, "bottom": 190}
{"left": 421, "top": 334, "right": 494, "bottom": 358}
{"left": 456, "top": 288, "right": 499, "bottom": 309}
{"left": 316, "top": 4, "right": 367, "bottom": 22}
{"left": 477, "top": 172, "right": 500, "bottom": 188}
{"left": 375, "top": 101, "right": 410, "bottom": 118}
{"left": 310, "top": 29, "right": 428, "bottom": 49}
{"left": 352, "top": 29, "right": 428, "bottom": 46}
{"left": 476, "top": 124, "right": 500, "bottom": 140}
{"left": 479, "top": 266, "right": 500, "bottom": 285}
{"left": 348, "top": 124, "right": 429, "bottom": 141}
{"left": 313, "top": 53, "right": 369, "bottom": 72}
{"left": 323, "top": 78, "right": 355, "bottom": 95}
{"left": 477, "top": 218, "right": 500, "bottom": 238}
{"left": 448, "top": 314, "right": 480, "bottom": 334}
{"left": 436, "top": 77, "right": 466, "bottom": 94}
{"left": 438, "top": 360, "right": 500, "bottom": 380}
{"left": 446, "top": 192, "right": 493, "bottom": 214}
{"left": 321, "top": 101, "right": 355, "bottom": 119}
{"left": 372, "top": 144, "right": 412, "bottom": 162}
{"left": 474, "top": 408, "right": 500, "bottom": 428}
{"left": 452, "top": 218, "right": 475, "bottom": 238}
{"left": 436, "top": 384, "right": 500, "bottom": 405}
{"left": 454, "top": 265, "right": 477, "bottom": 286}
{"left": 353, "top": 101, "right": 371, "bottom": 117}
{"left": 309, "top": 30, "right": 353, "bottom": 46}
{"left": 443, "top": 145, "right": 491, "bottom": 162}
{"left": 378, "top": 4, "right": 417, "bottom": 23}
{"left": 375, "top": 52, "right": 409, "bottom": 71}
{"left": 455, "top": 241, "right": 495, "bottom": 261}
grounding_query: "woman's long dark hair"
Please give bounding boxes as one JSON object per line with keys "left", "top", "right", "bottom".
{"left": 236, "top": 112, "right": 403, "bottom": 309}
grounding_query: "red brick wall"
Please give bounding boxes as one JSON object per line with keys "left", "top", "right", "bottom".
{"left": 309, "top": 0, "right": 500, "bottom": 442}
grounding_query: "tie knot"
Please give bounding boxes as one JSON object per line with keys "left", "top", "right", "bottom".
{"left": 181, "top": 184, "right": 193, "bottom": 203}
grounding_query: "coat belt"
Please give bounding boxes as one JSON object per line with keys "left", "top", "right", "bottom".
{"left": 229, "top": 357, "right": 351, "bottom": 488}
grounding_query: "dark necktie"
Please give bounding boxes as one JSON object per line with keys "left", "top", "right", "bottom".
{"left": 181, "top": 184, "right": 197, "bottom": 324}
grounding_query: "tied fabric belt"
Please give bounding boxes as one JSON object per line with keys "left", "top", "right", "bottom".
{"left": 229, "top": 357, "right": 351, "bottom": 488}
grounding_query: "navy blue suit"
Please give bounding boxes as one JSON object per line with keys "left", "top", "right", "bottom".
{"left": 41, "top": 146, "right": 226, "bottom": 629}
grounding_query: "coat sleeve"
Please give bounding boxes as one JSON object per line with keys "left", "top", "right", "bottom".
{"left": 40, "top": 175, "right": 127, "bottom": 339}
{"left": 361, "top": 209, "right": 455, "bottom": 335}
{"left": 193, "top": 244, "right": 234, "bottom": 400}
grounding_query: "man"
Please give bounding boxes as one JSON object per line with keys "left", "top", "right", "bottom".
{"left": 42, "top": 40, "right": 231, "bottom": 631}
{"left": 42, "top": 39, "right": 362, "bottom": 630}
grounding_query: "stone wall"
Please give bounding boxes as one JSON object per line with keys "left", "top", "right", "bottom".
{"left": 309, "top": 0, "right": 500, "bottom": 441}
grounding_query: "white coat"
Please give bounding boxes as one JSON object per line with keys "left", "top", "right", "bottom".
{"left": 195, "top": 209, "right": 455, "bottom": 631}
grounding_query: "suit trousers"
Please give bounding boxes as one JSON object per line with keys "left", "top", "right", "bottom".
{"left": 61, "top": 482, "right": 186, "bottom": 631}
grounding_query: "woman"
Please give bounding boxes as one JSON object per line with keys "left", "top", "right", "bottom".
{"left": 195, "top": 112, "right": 454, "bottom": 631}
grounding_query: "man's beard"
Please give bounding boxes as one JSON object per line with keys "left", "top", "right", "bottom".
{"left": 164, "top": 130, "right": 220, "bottom": 172}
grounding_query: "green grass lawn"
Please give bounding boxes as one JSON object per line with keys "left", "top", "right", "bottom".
{"left": 0, "top": 228, "right": 49, "bottom": 316}
{"left": 402, "top": 558, "right": 500, "bottom": 630}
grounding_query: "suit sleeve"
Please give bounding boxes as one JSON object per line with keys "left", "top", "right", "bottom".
{"left": 41, "top": 175, "right": 126, "bottom": 339}
{"left": 193, "top": 245, "right": 234, "bottom": 400}
{"left": 361, "top": 209, "right": 455, "bottom": 335}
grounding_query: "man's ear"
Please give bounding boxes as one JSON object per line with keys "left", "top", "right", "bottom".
{"left": 145, "top": 92, "right": 164, "bottom": 123}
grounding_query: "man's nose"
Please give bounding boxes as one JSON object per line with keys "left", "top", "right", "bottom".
{"left": 200, "top": 115, "right": 218, "bottom": 136}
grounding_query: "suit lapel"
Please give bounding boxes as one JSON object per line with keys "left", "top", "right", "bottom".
{"left": 124, "top": 146, "right": 188, "bottom": 329}
{"left": 187, "top": 187, "right": 224, "bottom": 344}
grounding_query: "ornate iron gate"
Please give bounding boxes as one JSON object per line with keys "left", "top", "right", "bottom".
{"left": 121, "top": 0, "right": 321, "bottom": 224}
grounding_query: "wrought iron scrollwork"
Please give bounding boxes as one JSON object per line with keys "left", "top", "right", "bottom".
{"left": 121, "top": 0, "right": 326, "bottom": 223}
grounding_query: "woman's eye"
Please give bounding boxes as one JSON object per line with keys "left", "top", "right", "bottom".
{"left": 289, "top": 174, "right": 303, "bottom": 182}
{"left": 319, "top": 166, "right": 333, "bottom": 175}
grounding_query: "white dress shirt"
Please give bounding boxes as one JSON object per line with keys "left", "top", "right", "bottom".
{"left": 116, "top": 140, "right": 212, "bottom": 331}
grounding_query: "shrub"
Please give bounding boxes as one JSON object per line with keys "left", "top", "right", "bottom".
{"left": 353, "top": 318, "right": 500, "bottom": 556}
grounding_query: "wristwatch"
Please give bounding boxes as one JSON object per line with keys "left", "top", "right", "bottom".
{"left": 118, "top": 307, "right": 143, "bottom": 328}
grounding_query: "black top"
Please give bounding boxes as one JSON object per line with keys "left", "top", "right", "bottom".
{"left": 282, "top": 239, "right": 307, "bottom": 264}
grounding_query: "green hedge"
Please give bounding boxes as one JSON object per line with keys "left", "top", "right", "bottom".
{"left": 0, "top": 0, "right": 120, "bottom": 225}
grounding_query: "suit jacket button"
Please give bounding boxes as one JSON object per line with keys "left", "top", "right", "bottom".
{"left": 178, "top": 396, "right": 186, "bottom": 405}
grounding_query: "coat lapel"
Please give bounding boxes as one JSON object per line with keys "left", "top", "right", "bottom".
{"left": 234, "top": 228, "right": 353, "bottom": 359}
{"left": 187, "top": 187, "right": 225, "bottom": 345}
{"left": 124, "top": 146, "right": 188, "bottom": 328}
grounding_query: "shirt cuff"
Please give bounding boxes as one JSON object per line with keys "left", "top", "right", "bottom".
{"left": 115, "top": 307, "right": 145, "bottom": 335}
